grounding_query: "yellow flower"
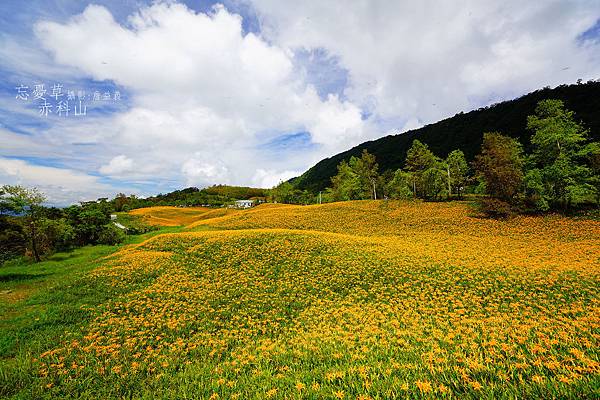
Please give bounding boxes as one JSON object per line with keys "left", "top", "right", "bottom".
{"left": 416, "top": 380, "right": 432, "bottom": 393}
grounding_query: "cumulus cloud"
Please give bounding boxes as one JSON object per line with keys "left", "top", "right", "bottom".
{"left": 0, "top": 157, "right": 116, "bottom": 205}
{"left": 251, "top": 168, "right": 300, "bottom": 188}
{"left": 2, "top": 1, "right": 599, "bottom": 204}
{"left": 181, "top": 156, "right": 230, "bottom": 186}
{"left": 252, "top": 0, "right": 600, "bottom": 125}
{"left": 30, "top": 2, "right": 372, "bottom": 194}
{"left": 99, "top": 155, "right": 134, "bottom": 175}
{"left": 32, "top": 3, "right": 368, "bottom": 149}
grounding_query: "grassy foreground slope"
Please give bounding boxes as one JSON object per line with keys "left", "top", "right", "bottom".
{"left": 2, "top": 201, "right": 600, "bottom": 399}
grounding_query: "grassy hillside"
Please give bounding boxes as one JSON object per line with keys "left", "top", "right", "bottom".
{"left": 129, "top": 206, "right": 213, "bottom": 226}
{"left": 1, "top": 201, "right": 599, "bottom": 398}
{"left": 293, "top": 81, "right": 600, "bottom": 192}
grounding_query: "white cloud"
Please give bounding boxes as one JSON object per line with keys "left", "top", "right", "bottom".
{"left": 34, "top": 4, "right": 293, "bottom": 98}
{"left": 181, "top": 156, "right": 230, "bottom": 186}
{"left": 252, "top": 168, "right": 300, "bottom": 188}
{"left": 2, "top": 1, "right": 598, "bottom": 203}
{"left": 99, "top": 155, "right": 134, "bottom": 175}
{"left": 30, "top": 2, "right": 372, "bottom": 194}
{"left": 252, "top": 0, "right": 600, "bottom": 125}
{"left": 0, "top": 128, "right": 47, "bottom": 156}
{"left": 0, "top": 34, "right": 84, "bottom": 83}
{"left": 0, "top": 157, "right": 116, "bottom": 205}
{"left": 297, "top": 92, "right": 365, "bottom": 148}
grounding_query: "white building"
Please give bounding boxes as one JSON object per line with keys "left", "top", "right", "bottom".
{"left": 234, "top": 199, "right": 254, "bottom": 209}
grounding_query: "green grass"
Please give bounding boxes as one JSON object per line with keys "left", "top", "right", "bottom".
{"left": 0, "top": 227, "right": 182, "bottom": 398}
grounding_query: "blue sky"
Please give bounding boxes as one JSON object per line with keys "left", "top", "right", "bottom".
{"left": 1, "top": 0, "right": 599, "bottom": 205}
{"left": 579, "top": 18, "right": 600, "bottom": 43}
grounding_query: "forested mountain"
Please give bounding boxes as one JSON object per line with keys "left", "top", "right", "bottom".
{"left": 292, "top": 81, "right": 600, "bottom": 192}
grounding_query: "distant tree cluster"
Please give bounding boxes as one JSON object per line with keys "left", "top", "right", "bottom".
{"left": 326, "top": 149, "right": 381, "bottom": 201}
{"left": 476, "top": 99, "right": 600, "bottom": 216}
{"left": 112, "top": 185, "right": 268, "bottom": 211}
{"left": 0, "top": 186, "right": 126, "bottom": 263}
{"left": 402, "top": 141, "right": 469, "bottom": 200}
{"left": 298, "top": 99, "right": 600, "bottom": 217}
{"left": 323, "top": 144, "right": 469, "bottom": 203}
{"left": 269, "top": 182, "right": 315, "bottom": 204}
{"left": 203, "top": 185, "right": 266, "bottom": 199}
{"left": 0, "top": 184, "right": 270, "bottom": 264}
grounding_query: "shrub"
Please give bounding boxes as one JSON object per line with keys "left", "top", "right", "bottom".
{"left": 0, "top": 217, "right": 26, "bottom": 263}
{"left": 97, "top": 224, "right": 126, "bottom": 245}
{"left": 64, "top": 206, "right": 111, "bottom": 246}
{"left": 479, "top": 198, "right": 515, "bottom": 218}
{"left": 37, "top": 218, "right": 76, "bottom": 254}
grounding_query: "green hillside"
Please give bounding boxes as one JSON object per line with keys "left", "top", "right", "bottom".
{"left": 293, "top": 81, "right": 600, "bottom": 192}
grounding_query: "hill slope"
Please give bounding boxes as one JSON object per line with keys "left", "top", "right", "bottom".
{"left": 293, "top": 81, "right": 600, "bottom": 192}
{"left": 129, "top": 206, "right": 212, "bottom": 226}
{"left": 6, "top": 201, "right": 597, "bottom": 398}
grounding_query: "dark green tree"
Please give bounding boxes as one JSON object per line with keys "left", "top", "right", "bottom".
{"left": 330, "top": 160, "right": 361, "bottom": 201}
{"left": 271, "top": 181, "right": 294, "bottom": 203}
{"left": 474, "top": 132, "right": 524, "bottom": 207}
{"left": 526, "top": 99, "right": 593, "bottom": 210}
{"left": 350, "top": 149, "right": 380, "bottom": 199}
{"left": 422, "top": 163, "right": 448, "bottom": 200}
{"left": 404, "top": 140, "right": 437, "bottom": 197}
{"left": 386, "top": 169, "right": 413, "bottom": 199}
{"left": 0, "top": 187, "right": 27, "bottom": 262}
{"left": 445, "top": 150, "right": 469, "bottom": 198}
{"left": 65, "top": 205, "right": 111, "bottom": 245}
{"left": 587, "top": 142, "right": 600, "bottom": 206}
{"left": 0, "top": 185, "right": 46, "bottom": 262}
{"left": 330, "top": 150, "right": 380, "bottom": 201}
{"left": 36, "top": 218, "right": 76, "bottom": 254}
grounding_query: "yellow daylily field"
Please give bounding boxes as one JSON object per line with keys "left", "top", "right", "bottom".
{"left": 129, "top": 206, "right": 232, "bottom": 226}
{"left": 32, "top": 201, "right": 600, "bottom": 398}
